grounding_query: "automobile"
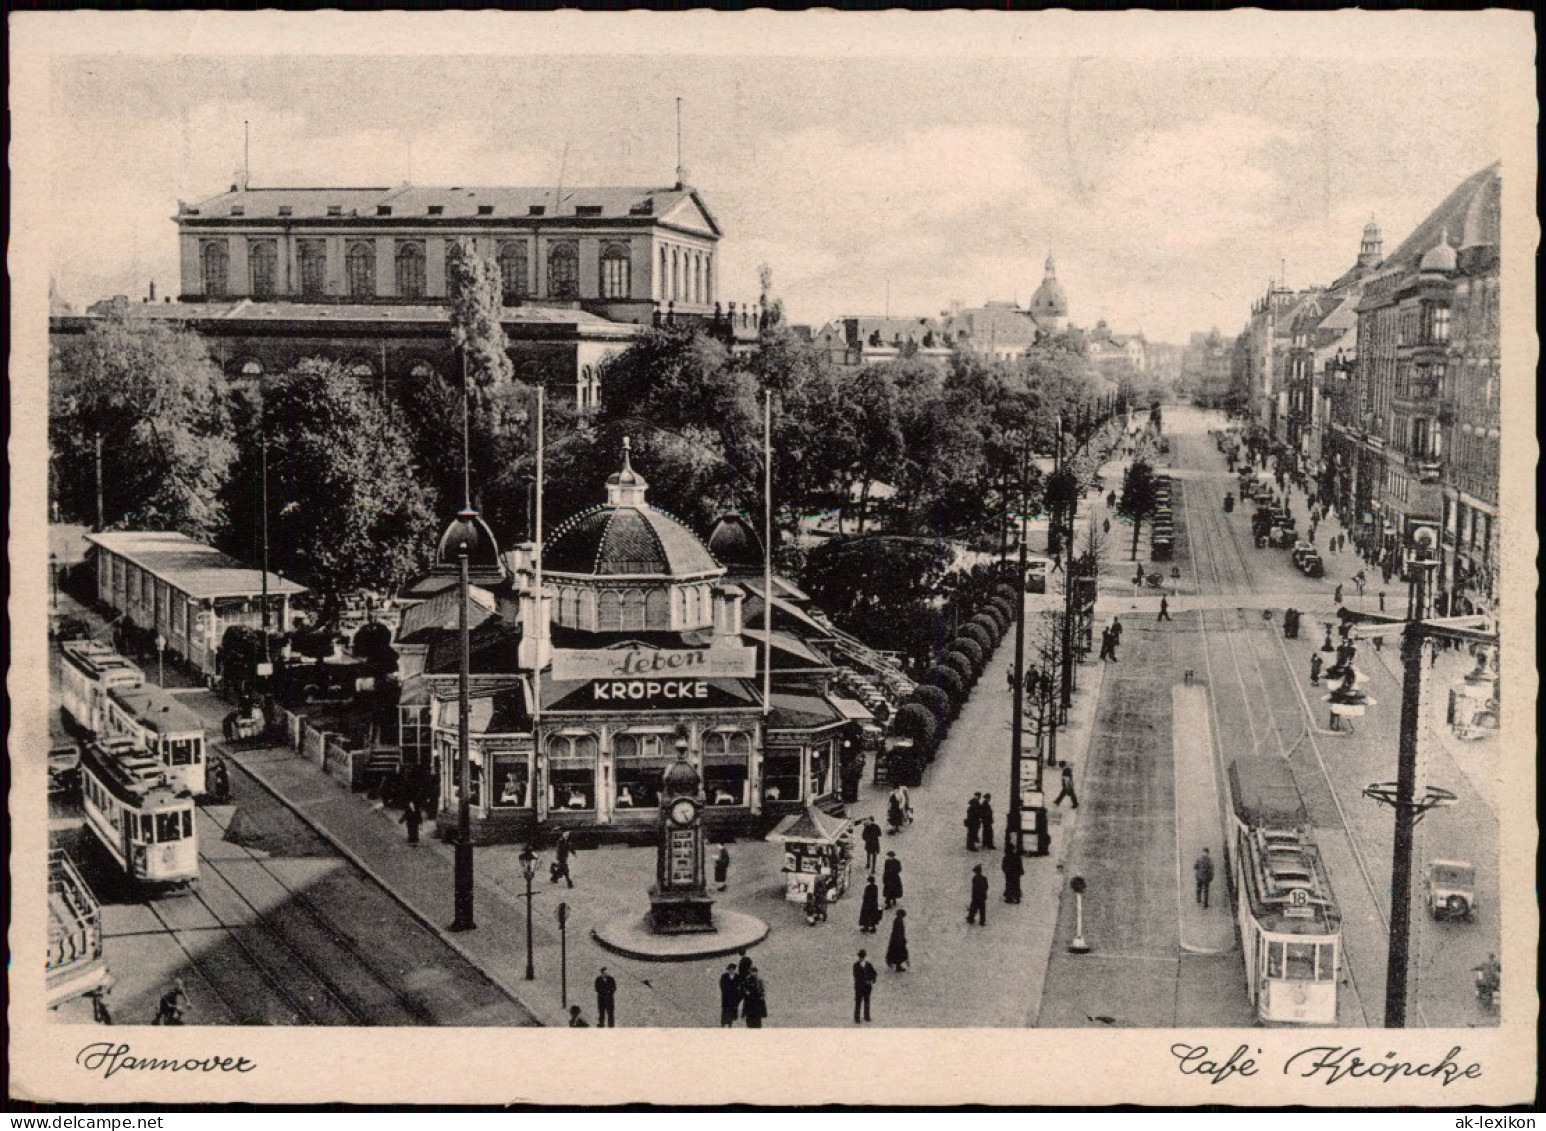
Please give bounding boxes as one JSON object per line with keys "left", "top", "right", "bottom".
{"left": 48, "top": 740, "right": 82, "bottom": 795}
{"left": 1151, "top": 538, "right": 1174, "bottom": 561}
{"left": 1300, "top": 554, "right": 1325, "bottom": 578}
{"left": 1425, "top": 859, "right": 1477, "bottom": 921}
{"left": 50, "top": 614, "right": 91, "bottom": 641}
{"left": 1268, "top": 525, "right": 1295, "bottom": 548}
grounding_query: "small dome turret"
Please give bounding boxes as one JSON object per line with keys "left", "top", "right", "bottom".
{"left": 1420, "top": 227, "right": 1457, "bottom": 275}
{"left": 707, "top": 513, "right": 764, "bottom": 574}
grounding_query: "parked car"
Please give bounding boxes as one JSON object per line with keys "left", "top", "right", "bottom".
{"left": 1425, "top": 859, "right": 1477, "bottom": 921}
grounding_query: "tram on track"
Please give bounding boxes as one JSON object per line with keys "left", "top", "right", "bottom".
{"left": 58, "top": 640, "right": 145, "bottom": 737}
{"left": 80, "top": 737, "right": 200, "bottom": 892}
{"left": 1225, "top": 757, "right": 1342, "bottom": 1025}
{"left": 47, "top": 848, "right": 112, "bottom": 1008}
{"left": 103, "top": 684, "right": 208, "bottom": 797}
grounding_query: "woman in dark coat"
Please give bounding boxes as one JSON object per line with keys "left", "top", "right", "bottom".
{"left": 741, "top": 968, "right": 768, "bottom": 1028}
{"left": 881, "top": 852, "right": 903, "bottom": 909}
{"left": 858, "top": 875, "right": 883, "bottom": 933}
{"left": 1001, "top": 845, "right": 1024, "bottom": 903}
{"left": 885, "top": 909, "right": 910, "bottom": 971}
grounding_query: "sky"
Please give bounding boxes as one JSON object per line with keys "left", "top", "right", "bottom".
{"left": 37, "top": 14, "right": 1512, "bottom": 344}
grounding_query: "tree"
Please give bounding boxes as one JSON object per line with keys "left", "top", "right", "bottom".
{"left": 49, "top": 312, "right": 236, "bottom": 539}
{"left": 1118, "top": 458, "right": 1160, "bottom": 560}
{"left": 225, "top": 359, "right": 437, "bottom": 621}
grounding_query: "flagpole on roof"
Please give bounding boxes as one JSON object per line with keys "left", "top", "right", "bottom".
{"left": 763, "top": 386, "right": 773, "bottom": 720}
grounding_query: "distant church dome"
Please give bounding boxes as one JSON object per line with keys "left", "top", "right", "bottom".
{"left": 707, "top": 513, "right": 764, "bottom": 574}
{"left": 1029, "top": 253, "right": 1069, "bottom": 328}
{"left": 1420, "top": 228, "right": 1457, "bottom": 275}
{"left": 544, "top": 438, "right": 723, "bottom": 578}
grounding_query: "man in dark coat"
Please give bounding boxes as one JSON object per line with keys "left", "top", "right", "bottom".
{"left": 1054, "top": 763, "right": 1079, "bottom": 809}
{"left": 741, "top": 967, "right": 768, "bottom": 1028}
{"left": 881, "top": 852, "right": 903, "bottom": 909}
{"left": 858, "top": 875, "right": 883, "bottom": 933}
{"left": 980, "top": 794, "right": 996, "bottom": 851}
{"left": 1110, "top": 617, "right": 1123, "bottom": 646}
{"left": 1157, "top": 596, "right": 1172, "bottom": 622}
{"left": 399, "top": 800, "right": 422, "bottom": 845}
{"left": 719, "top": 963, "right": 742, "bottom": 1027}
{"left": 594, "top": 967, "right": 617, "bottom": 1028}
{"left": 967, "top": 864, "right": 990, "bottom": 925}
{"left": 713, "top": 844, "right": 731, "bottom": 891}
{"left": 1194, "top": 848, "right": 1215, "bottom": 909}
{"left": 965, "top": 793, "right": 983, "bottom": 851}
{"left": 862, "top": 818, "right": 883, "bottom": 873}
{"left": 554, "top": 830, "right": 575, "bottom": 888}
{"left": 1001, "top": 844, "right": 1024, "bottom": 903}
{"left": 885, "top": 909, "right": 910, "bottom": 971}
{"left": 1098, "top": 626, "right": 1115, "bottom": 662}
{"left": 852, "top": 950, "right": 878, "bottom": 1024}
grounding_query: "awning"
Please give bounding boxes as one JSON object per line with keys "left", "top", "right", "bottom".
{"left": 767, "top": 805, "right": 853, "bottom": 845}
{"left": 828, "top": 696, "right": 875, "bottom": 723}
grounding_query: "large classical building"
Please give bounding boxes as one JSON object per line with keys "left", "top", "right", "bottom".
{"left": 51, "top": 175, "right": 761, "bottom": 408}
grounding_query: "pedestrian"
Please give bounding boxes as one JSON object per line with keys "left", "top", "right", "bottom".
{"left": 887, "top": 783, "right": 911, "bottom": 834}
{"left": 885, "top": 909, "right": 910, "bottom": 972}
{"left": 862, "top": 818, "right": 882, "bottom": 873}
{"left": 399, "top": 800, "right": 422, "bottom": 845}
{"left": 719, "top": 963, "right": 742, "bottom": 1027}
{"left": 741, "top": 967, "right": 768, "bottom": 1028}
{"left": 1372, "top": 634, "right": 1383, "bottom": 653}
{"left": 713, "top": 844, "right": 731, "bottom": 891}
{"left": 965, "top": 792, "right": 983, "bottom": 851}
{"left": 1157, "top": 596, "right": 1172, "bottom": 622}
{"left": 1054, "top": 763, "right": 1079, "bottom": 809}
{"left": 553, "top": 829, "right": 575, "bottom": 888}
{"left": 1107, "top": 489, "right": 1117, "bottom": 509}
{"left": 1334, "top": 583, "right": 1344, "bottom": 606}
{"left": 89, "top": 988, "right": 113, "bottom": 1025}
{"left": 1001, "top": 843, "right": 1024, "bottom": 904}
{"left": 153, "top": 981, "right": 187, "bottom": 1026}
{"left": 1098, "top": 626, "right": 1114, "bottom": 661}
{"left": 1309, "top": 652, "right": 1323, "bottom": 685}
{"left": 1194, "top": 848, "right": 1215, "bottom": 909}
{"left": 1103, "top": 517, "right": 1111, "bottom": 535}
{"left": 858, "top": 874, "right": 883, "bottom": 933}
{"left": 1378, "top": 590, "right": 1386, "bottom": 613}
{"left": 881, "top": 851, "right": 903, "bottom": 909}
{"left": 1110, "top": 616, "right": 1123, "bottom": 645}
{"left": 1354, "top": 571, "right": 1366, "bottom": 596}
{"left": 967, "top": 864, "right": 990, "bottom": 926}
{"left": 852, "top": 950, "right": 878, "bottom": 1024}
{"left": 594, "top": 966, "right": 617, "bottom": 1028}
{"left": 568, "top": 1005, "right": 590, "bottom": 1027}
{"left": 980, "top": 794, "right": 996, "bottom": 850}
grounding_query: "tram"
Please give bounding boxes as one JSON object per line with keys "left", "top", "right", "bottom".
{"left": 1225, "top": 757, "right": 1341, "bottom": 1025}
{"left": 103, "top": 685, "right": 208, "bottom": 796}
{"left": 80, "top": 737, "right": 200, "bottom": 892}
{"left": 58, "top": 640, "right": 145, "bottom": 736}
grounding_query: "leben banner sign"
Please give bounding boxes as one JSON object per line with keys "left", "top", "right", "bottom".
{"left": 551, "top": 644, "right": 757, "bottom": 683}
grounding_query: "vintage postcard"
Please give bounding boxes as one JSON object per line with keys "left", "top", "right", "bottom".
{"left": 8, "top": 9, "right": 1537, "bottom": 1107}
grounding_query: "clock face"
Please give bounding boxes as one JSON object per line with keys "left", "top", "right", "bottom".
{"left": 669, "top": 798, "right": 699, "bottom": 827}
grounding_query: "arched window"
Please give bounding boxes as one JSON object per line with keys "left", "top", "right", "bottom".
{"left": 597, "top": 590, "right": 621, "bottom": 632}
{"left": 579, "top": 590, "right": 597, "bottom": 631}
{"left": 548, "top": 242, "right": 579, "bottom": 299}
{"left": 201, "top": 241, "right": 229, "bottom": 297}
{"left": 248, "top": 240, "right": 278, "bottom": 298}
{"left": 498, "top": 241, "right": 529, "bottom": 303}
{"left": 558, "top": 587, "right": 578, "bottom": 627}
{"left": 346, "top": 241, "right": 376, "bottom": 298}
{"left": 683, "top": 585, "right": 698, "bottom": 627}
{"left": 409, "top": 360, "right": 436, "bottom": 382}
{"left": 347, "top": 358, "right": 374, "bottom": 381}
{"left": 298, "top": 240, "right": 326, "bottom": 297}
{"left": 395, "top": 242, "right": 426, "bottom": 299}
{"left": 660, "top": 246, "right": 669, "bottom": 300}
{"left": 621, "top": 590, "right": 646, "bottom": 632}
{"left": 239, "top": 358, "right": 264, "bottom": 378}
{"left": 600, "top": 242, "right": 631, "bottom": 300}
{"left": 644, "top": 589, "right": 669, "bottom": 630}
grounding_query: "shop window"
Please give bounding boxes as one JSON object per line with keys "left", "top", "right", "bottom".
{"left": 614, "top": 732, "right": 671, "bottom": 810}
{"left": 645, "top": 589, "right": 669, "bottom": 630}
{"left": 346, "top": 241, "right": 376, "bottom": 298}
{"left": 598, "top": 591, "right": 621, "bottom": 632}
{"left": 763, "top": 750, "right": 801, "bottom": 803}
{"left": 703, "top": 731, "right": 751, "bottom": 806}
{"left": 396, "top": 242, "right": 426, "bottom": 299}
{"left": 249, "top": 240, "right": 278, "bottom": 297}
{"left": 548, "top": 242, "right": 579, "bottom": 299}
{"left": 808, "top": 744, "right": 833, "bottom": 799}
{"left": 621, "top": 589, "right": 646, "bottom": 632}
{"left": 299, "top": 240, "right": 327, "bottom": 297}
{"left": 500, "top": 242, "right": 531, "bottom": 304}
{"left": 201, "top": 241, "right": 229, "bottom": 297}
{"left": 547, "top": 733, "right": 597, "bottom": 810}
{"left": 600, "top": 243, "right": 631, "bottom": 299}
{"left": 400, "top": 705, "right": 432, "bottom": 765}
{"left": 491, "top": 754, "right": 530, "bottom": 808}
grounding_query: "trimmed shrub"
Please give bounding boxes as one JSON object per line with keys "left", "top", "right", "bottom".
{"left": 892, "top": 701, "right": 939, "bottom": 762}
{"left": 950, "top": 636, "right": 986, "bottom": 674}
{"left": 943, "top": 649, "right": 975, "bottom": 687}
{"left": 960, "top": 622, "right": 994, "bottom": 654}
{"left": 907, "top": 685, "right": 951, "bottom": 731}
{"left": 993, "top": 583, "right": 1019, "bottom": 604}
{"left": 975, "top": 609, "right": 1008, "bottom": 640}
{"left": 924, "top": 664, "right": 966, "bottom": 714}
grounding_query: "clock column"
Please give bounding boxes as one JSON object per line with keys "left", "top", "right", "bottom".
{"left": 648, "top": 740, "right": 718, "bottom": 934}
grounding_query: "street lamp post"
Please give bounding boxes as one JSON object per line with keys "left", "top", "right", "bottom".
{"left": 155, "top": 633, "right": 166, "bottom": 687}
{"left": 441, "top": 511, "right": 482, "bottom": 933}
{"left": 519, "top": 845, "right": 539, "bottom": 981}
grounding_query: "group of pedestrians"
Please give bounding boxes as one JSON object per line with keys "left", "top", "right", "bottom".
{"left": 717, "top": 953, "right": 771, "bottom": 1028}
{"left": 963, "top": 792, "right": 996, "bottom": 851}
{"left": 1098, "top": 616, "right": 1123, "bottom": 662}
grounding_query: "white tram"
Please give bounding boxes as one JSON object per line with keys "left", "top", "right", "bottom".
{"left": 80, "top": 737, "right": 200, "bottom": 892}
{"left": 1225, "top": 758, "right": 1342, "bottom": 1025}
{"left": 48, "top": 848, "right": 112, "bottom": 1008}
{"left": 103, "top": 685, "right": 208, "bottom": 797}
{"left": 58, "top": 640, "right": 144, "bottom": 736}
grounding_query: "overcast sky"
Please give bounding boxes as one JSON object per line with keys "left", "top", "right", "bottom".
{"left": 40, "top": 15, "right": 1510, "bottom": 343}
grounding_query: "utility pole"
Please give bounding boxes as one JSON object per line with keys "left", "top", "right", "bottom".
{"left": 94, "top": 432, "right": 104, "bottom": 533}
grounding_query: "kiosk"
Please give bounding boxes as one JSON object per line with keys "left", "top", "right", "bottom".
{"left": 772, "top": 806, "right": 855, "bottom": 904}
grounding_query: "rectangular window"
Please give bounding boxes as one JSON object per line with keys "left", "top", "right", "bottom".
{"left": 1285, "top": 942, "right": 1316, "bottom": 980}
{"left": 1266, "top": 940, "right": 1285, "bottom": 979}
{"left": 491, "top": 755, "right": 530, "bottom": 808}
{"left": 156, "top": 811, "right": 185, "bottom": 843}
{"left": 763, "top": 751, "right": 801, "bottom": 803}
{"left": 614, "top": 732, "right": 670, "bottom": 810}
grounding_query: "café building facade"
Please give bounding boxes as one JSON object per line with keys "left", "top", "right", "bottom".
{"left": 407, "top": 445, "right": 869, "bottom": 844}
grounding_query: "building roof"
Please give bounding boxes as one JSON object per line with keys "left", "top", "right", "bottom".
{"left": 396, "top": 584, "right": 498, "bottom": 646}
{"left": 707, "top": 513, "right": 765, "bottom": 573}
{"left": 85, "top": 531, "right": 307, "bottom": 600}
{"left": 1029, "top": 254, "right": 1069, "bottom": 319}
{"left": 184, "top": 183, "right": 720, "bottom": 236}
{"left": 423, "top": 618, "right": 523, "bottom": 677}
{"left": 770, "top": 804, "right": 853, "bottom": 844}
{"left": 1379, "top": 163, "right": 1501, "bottom": 271}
